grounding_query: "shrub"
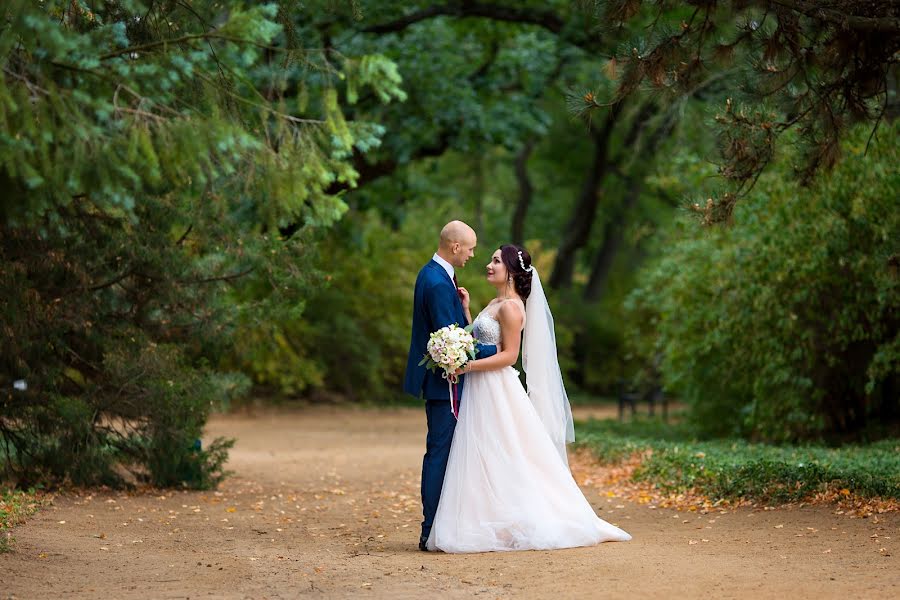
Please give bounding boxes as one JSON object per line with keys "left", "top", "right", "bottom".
{"left": 0, "top": 1, "right": 405, "bottom": 488}
{"left": 576, "top": 418, "right": 900, "bottom": 502}
{"left": 626, "top": 124, "right": 900, "bottom": 441}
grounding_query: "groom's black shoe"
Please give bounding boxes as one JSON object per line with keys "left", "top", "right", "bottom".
{"left": 418, "top": 535, "right": 428, "bottom": 552}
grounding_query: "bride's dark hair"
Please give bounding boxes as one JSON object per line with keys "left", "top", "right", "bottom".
{"left": 499, "top": 244, "right": 533, "bottom": 300}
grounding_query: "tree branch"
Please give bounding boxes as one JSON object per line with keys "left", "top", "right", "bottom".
{"left": 767, "top": 0, "right": 900, "bottom": 33}
{"left": 179, "top": 267, "right": 255, "bottom": 285}
{"left": 360, "top": 2, "right": 606, "bottom": 53}
{"left": 87, "top": 270, "right": 134, "bottom": 292}
{"left": 100, "top": 33, "right": 277, "bottom": 60}
{"left": 361, "top": 2, "right": 565, "bottom": 35}
{"left": 327, "top": 131, "right": 453, "bottom": 195}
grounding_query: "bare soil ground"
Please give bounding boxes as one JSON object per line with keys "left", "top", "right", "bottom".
{"left": 2, "top": 406, "right": 898, "bottom": 599}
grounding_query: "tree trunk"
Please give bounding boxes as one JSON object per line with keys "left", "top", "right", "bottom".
{"left": 547, "top": 106, "right": 623, "bottom": 289}
{"left": 583, "top": 176, "right": 644, "bottom": 301}
{"left": 511, "top": 139, "right": 536, "bottom": 245}
{"left": 582, "top": 103, "right": 681, "bottom": 301}
{"left": 473, "top": 157, "right": 485, "bottom": 234}
{"left": 549, "top": 100, "right": 655, "bottom": 290}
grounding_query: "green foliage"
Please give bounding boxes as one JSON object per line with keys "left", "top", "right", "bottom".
{"left": 590, "top": 0, "right": 899, "bottom": 220}
{"left": 328, "top": 3, "right": 568, "bottom": 163}
{"left": 0, "top": 193, "right": 246, "bottom": 487}
{"left": 1, "top": 1, "right": 405, "bottom": 488}
{"left": 7, "top": 0, "right": 892, "bottom": 493}
{"left": 577, "top": 418, "right": 900, "bottom": 502}
{"left": 0, "top": 487, "right": 47, "bottom": 553}
{"left": 0, "top": 488, "right": 44, "bottom": 527}
{"left": 244, "top": 1, "right": 685, "bottom": 404}
{"left": 626, "top": 124, "right": 900, "bottom": 441}
{"left": 230, "top": 203, "right": 446, "bottom": 401}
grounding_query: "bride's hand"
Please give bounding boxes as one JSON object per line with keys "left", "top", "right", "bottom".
{"left": 457, "top": 286, "right": 470, "bottom": 310}
{"left": 452, "top": 362, "right": 472, "bottom": 377}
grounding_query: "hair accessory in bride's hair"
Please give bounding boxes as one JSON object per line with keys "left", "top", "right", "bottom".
{"left": 517, "top": 250, "right": 533, "bottom": 273}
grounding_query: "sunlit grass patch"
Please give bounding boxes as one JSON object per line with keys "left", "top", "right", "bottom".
{"left": 0, "top": 488, "right": 51, "bottom": 553}
{"left": 575, "top": 417, "right": 900, "bottom": 504}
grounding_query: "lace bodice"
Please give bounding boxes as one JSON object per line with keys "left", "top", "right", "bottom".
{"left": 472, "top": 311, "right": 502, "bottom": 345}
{"left": 472, "top": 300, "right": 525, "bottom": 347}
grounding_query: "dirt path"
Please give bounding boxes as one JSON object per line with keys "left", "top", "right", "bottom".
{"left": 2, "top": 406, "right": 898, "bottom": 599}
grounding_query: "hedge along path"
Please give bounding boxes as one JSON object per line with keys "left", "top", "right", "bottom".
{"left": 1, "top": 406, "right": 898, "bottom": 599}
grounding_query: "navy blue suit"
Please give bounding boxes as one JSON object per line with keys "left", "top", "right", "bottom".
{"left": 404, "top": 259, "right": 497, "bottom": 543}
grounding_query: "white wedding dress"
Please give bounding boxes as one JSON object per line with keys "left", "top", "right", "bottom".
{"left": 426, "top": 297, "right": 632, "bottom": 553}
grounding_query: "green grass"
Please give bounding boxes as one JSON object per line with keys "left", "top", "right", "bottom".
{"left": 0, "top": 488, "right": 48, "bottom": 553}
{"left": 575, "top": 417, "right": 900, "bottom": 503}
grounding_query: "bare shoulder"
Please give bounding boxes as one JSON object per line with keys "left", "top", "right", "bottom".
{"left": 497, "top": 300, "right": 525, "bottom": 327}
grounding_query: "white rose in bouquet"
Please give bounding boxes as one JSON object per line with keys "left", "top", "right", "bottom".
{"left": 419, "top": 324, "right": 478, "bottom": 418}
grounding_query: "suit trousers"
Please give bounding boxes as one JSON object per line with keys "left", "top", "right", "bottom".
{"left": 421, "top": 398, "right": 456, "bottom": 541}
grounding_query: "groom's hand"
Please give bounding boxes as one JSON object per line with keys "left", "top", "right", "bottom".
{"left": 457, "top": 286, "right": 470, "bottom": 310}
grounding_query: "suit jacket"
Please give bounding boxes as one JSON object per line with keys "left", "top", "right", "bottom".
{"left": 404, "top": 259, "right": 497, "bottom": 400}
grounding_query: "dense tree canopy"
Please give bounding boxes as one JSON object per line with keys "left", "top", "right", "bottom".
{"left": 586, "top": 0, "right": 900, "bottom": 221}
{"left": 628, "top": 124, "right": 899, "bottom": 441}
{"left": 0, "top": 0, "right": 404, "bottom": 486}
{"left": 1, "top": 1, "right": 896, "bottom": 488}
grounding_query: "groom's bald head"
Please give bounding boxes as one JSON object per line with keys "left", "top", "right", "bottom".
{"left": 438, "top": 220, "right": 477, "bottom": 268}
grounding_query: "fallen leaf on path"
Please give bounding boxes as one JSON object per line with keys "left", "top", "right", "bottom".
{"left": 570, "top": 448, "right": 899, "bottom": 517}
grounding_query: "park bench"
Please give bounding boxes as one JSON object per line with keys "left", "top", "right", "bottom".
{"left": 617, "top": 379, "right": 668, "bottom": 422}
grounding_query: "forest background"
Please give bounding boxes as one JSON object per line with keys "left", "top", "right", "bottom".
{"left": 1, "top": 0, "right": 897, "bottom": 492}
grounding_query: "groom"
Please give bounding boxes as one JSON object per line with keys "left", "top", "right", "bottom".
{"left": 404, "top": 220, "right": 497, "bottom": 551}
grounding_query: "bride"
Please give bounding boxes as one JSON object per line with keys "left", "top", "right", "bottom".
{"left": 426, "top": 244, "right": 632, "bottom": 553}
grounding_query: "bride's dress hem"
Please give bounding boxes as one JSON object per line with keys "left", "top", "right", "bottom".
{"left": 425, "top": 364, "right": 632, "bottom": 555}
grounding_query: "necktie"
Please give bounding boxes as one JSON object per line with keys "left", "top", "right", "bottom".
{"left": 452, "top": 274, "right": 459, "bottom": 290}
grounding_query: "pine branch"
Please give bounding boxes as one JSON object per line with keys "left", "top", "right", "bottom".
{"left": 193, "top": 72, "right": 326, "bottom": 125}
{"left": 87, "top": 270, "right": 135, "bottom": 292}
{"left": 99, "top": 33, "right": 278, "bottom": 60}
{"left": 767, "top": 0, "right": 900, "bottom": 33}
{"left": 181, "top": 267, "right": 255, "bottom": 285}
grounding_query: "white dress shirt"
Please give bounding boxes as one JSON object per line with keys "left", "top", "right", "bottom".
{"left": 432, "top": 253, "right": 455, "bottom": 282}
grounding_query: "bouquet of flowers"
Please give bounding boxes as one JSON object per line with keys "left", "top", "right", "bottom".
{"left": 419, "top": 323, "right": 477, "bottom": 418}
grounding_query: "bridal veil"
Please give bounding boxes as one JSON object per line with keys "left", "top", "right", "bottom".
{"left": 521, "top": 269, "right": 575, "bottom": 465}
